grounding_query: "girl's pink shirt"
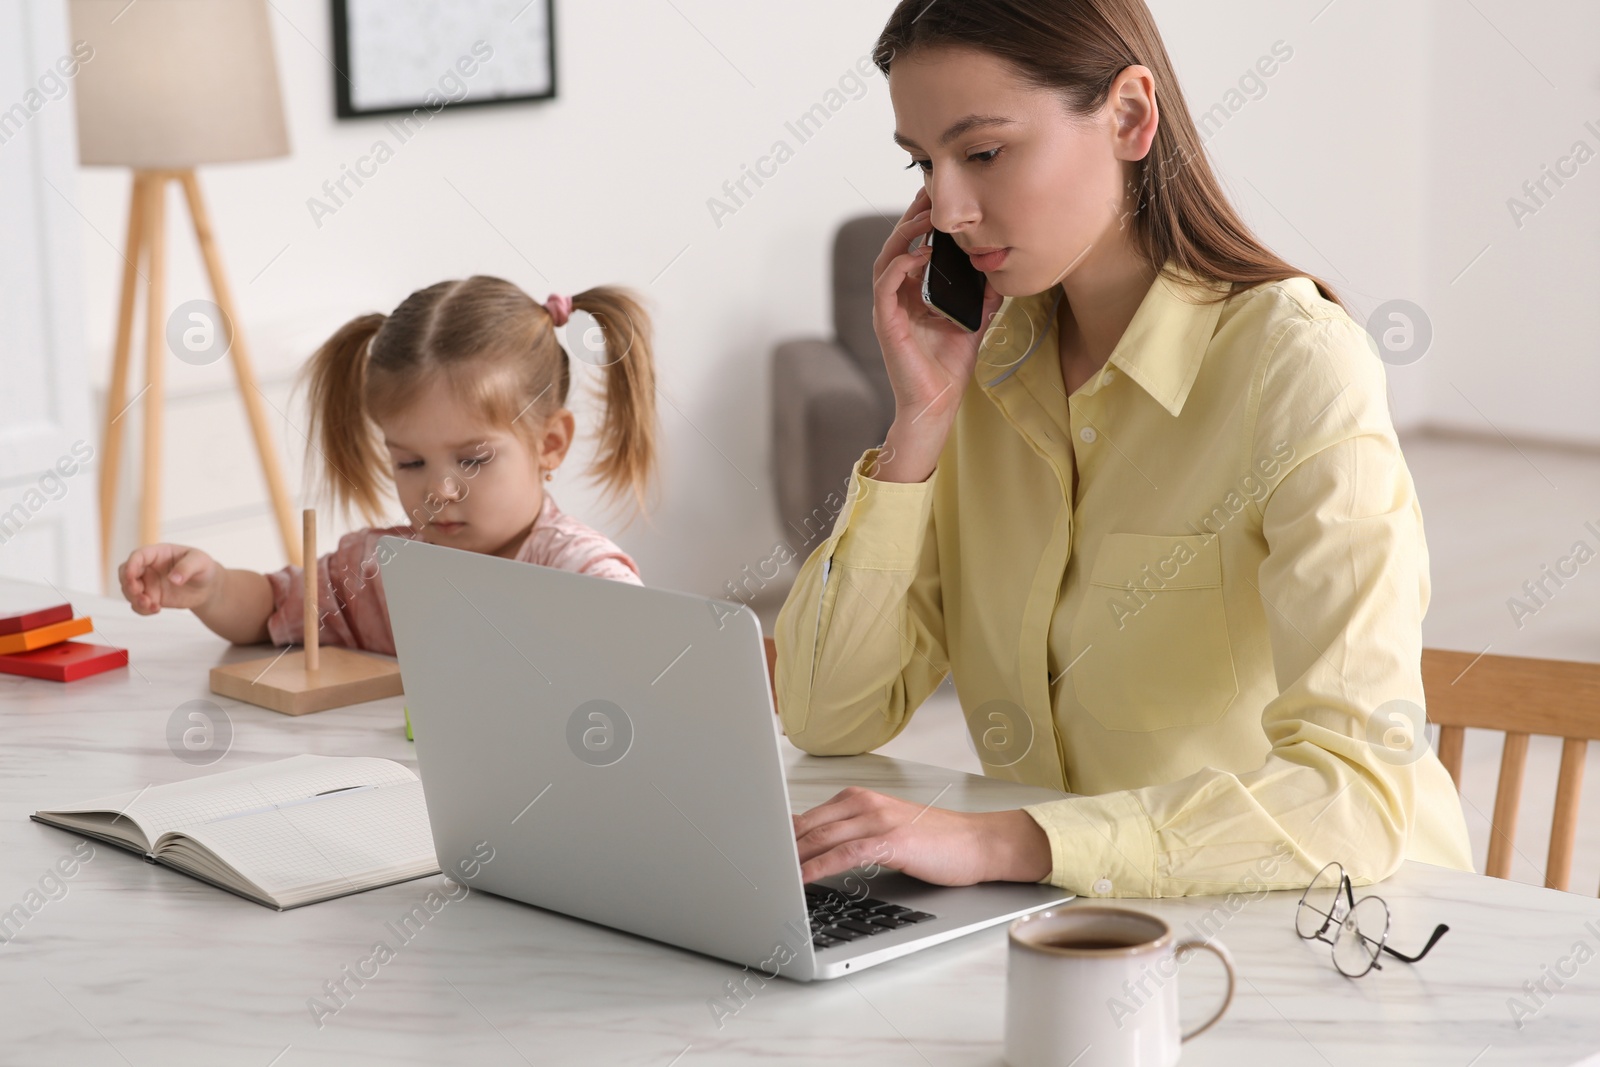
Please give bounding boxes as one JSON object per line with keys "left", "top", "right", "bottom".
{"left": 263, "top": 494, "right": 641, "bottom": 656}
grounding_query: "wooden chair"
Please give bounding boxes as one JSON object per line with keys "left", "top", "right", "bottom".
{"left": 1422, "top": 648, "right": 1600, "bottom": 894}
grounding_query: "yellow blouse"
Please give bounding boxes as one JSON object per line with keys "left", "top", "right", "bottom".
{"left": 772, "top": 261, "right": 1474, "bottom": 898}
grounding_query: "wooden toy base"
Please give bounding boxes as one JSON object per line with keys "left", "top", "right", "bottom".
{"left": 209, "top": 648, "right": 403, "bottom": 716}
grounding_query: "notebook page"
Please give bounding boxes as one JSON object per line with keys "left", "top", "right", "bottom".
{"left": 40, "top": 755, "right": 417, "bottom": 843}
{"left": 165, "top": 779, "right": 438, "bottom": 905}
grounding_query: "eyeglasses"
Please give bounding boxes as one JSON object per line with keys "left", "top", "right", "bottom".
{"left": 1294, "top": 861, "right": 1449, "bottom": 978}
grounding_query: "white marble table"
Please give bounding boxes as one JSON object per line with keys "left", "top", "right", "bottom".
{"left": 2, "top": 577, "right": 1599, "bottom": 1066}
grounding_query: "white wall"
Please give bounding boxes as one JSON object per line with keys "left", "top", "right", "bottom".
{"left": 72, "top": 0, "right": 913, "bottom": 596}
{"left": 1424, "top": 0, "right": 1600, "bottom": 447}
{"left": 1170, "top": 0, "right": 1600, "bottom": 449}
{"left": 1151, "top": 0, "right": 1437, "bottom": 429}
{"left": 59, "top": 0, "right": 1596, "bottom": 599}
{"left": 0, "top": 0, "right": 97, "bottom": 593}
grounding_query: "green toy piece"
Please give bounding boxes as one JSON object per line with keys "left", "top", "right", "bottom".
{"left": 404, "top": 705, "right": 413, "bottom": 741}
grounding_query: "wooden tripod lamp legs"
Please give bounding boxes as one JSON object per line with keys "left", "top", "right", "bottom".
{"left": 97, "top": 173, "right": 147, "bottom": 586}
{"left": 140, "top": 174, "right": 168, "bottom": 552}
{"left": 178, "top": 171, "right": 301, "bottom": 567}
{"left": 97, "top": 167, "right": 302, "bottom": 589}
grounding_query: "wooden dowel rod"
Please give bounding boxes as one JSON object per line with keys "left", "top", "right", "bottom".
{"left": 303, "top": 508, "right": 319, "bottom": 671}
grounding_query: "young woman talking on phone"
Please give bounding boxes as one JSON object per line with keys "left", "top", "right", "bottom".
{"left": 775, "top": 0, "right": 1474, "bottom": 897}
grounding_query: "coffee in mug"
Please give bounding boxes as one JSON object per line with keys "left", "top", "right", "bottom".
{"left": 1005, "top": 906, "right": 1234, "bottom": 1067}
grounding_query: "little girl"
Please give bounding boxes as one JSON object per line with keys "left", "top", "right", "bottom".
{"left": 118, "top": 276, "right": 659, "bottom": 656}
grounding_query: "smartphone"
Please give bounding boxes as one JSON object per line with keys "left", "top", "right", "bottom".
{"left": 920, "top": 227, "right": 988, "bottom": 333}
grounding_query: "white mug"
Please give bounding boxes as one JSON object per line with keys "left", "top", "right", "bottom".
{"left": 1005, "top": 906, "right": 1235, "bottom": 1067}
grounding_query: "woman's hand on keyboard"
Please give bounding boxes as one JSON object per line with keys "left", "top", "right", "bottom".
{"left": 793, "top": 786, "right": 1053, "bottom": 886}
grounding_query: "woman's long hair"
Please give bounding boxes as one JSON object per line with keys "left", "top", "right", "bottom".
{"left": 874, "top": 0, "right": 1344, "bottom": 310}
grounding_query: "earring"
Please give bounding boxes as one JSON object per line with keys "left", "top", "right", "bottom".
{"left": 544, "top": 469, "right": 554, "bottom": 482}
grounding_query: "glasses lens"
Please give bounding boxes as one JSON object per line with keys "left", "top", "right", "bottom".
{"left": 1296, "top": 862, "right": 1344, "bottom": 939}
{"left": 1332, "top": 895, "right": 1390, "bottom": 977}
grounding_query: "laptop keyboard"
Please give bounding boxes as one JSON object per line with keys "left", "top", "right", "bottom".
{"left": 805, "top": 884, "right": 936, "bottom": 950}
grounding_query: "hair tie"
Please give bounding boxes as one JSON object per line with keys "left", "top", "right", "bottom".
{"left": 544, "top": 293, "right": 573, "bottom": 328}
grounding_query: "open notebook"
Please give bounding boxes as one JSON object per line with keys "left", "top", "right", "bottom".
{"left": 32, "top": 755, "right": 440, "bottom": 910}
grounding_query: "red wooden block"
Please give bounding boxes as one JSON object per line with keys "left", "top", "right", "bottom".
{"left": 0, "top": 641, "right": 129, "bottom": 682}
{"left": 0, "top": 603, "right": 72, "bottom": 636}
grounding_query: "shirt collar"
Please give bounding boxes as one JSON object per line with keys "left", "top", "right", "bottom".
{"left": 980, "top": 259, "right": 1231, "bottom": 417}
{"left": 508, "top": 492, "right": 561, "bottom": 561}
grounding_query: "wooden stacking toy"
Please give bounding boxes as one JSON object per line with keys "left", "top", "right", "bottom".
{"left": 209, "top": 509, "right": 403, "bottom": 715}
{"left": 0, "top": 603, "right": 129, "bottom": 682}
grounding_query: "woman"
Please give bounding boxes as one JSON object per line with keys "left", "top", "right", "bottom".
{"left": 775, "top": 0, "right": 1474, "bottom": 898}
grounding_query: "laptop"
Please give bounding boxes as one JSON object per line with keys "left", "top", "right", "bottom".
{"left": 379, "top": 537, "right": 1072, "bottom": 981}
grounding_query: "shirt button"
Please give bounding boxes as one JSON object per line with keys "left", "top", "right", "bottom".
{"left": 1079, "top": 427, "right": 1097, "bottom": 444}
{"left": 1102, "top": 369, "right": 1116, "bottom": 384}
{"left": 1093, "top": 878, "right": 1113, "bottom": 895}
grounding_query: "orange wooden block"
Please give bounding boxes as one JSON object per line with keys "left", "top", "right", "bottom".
{"left": 0, "top": 616, "right": 93, "bottom": 656}
{"left": 209, "top": 646, "right": 403, "bottom": 716}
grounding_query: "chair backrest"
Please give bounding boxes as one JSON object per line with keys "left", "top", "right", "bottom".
{"left": 1422, "top": 648, "right": 1600, "bottom": 894}
{"left": 832, "top": 214, "right": 899, "bottom": 421}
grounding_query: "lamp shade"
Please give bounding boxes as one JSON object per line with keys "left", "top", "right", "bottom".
{"left": 69, "top": 0, "right": 289, "bottom": 168}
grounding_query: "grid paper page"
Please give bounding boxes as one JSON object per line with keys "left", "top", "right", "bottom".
{"left": 44, "top": 756, "right": 417, "bottom": 843}
{"left": 169, "top": 779, "right": 438, "bottom": 904}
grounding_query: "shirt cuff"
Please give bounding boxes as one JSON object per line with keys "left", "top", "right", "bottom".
{"left": 1021, "top": 791, "right": 1159, "bottom": 898}
{"left": 831, "top": 447, "right": 937, "bottom": 569}
{"left": 263, "top": 565, "right": 301, "bottom": 646}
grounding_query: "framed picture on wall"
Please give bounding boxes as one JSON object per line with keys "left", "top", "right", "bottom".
{"left": 331, "top": 0, "right": 557, "bottom": 118}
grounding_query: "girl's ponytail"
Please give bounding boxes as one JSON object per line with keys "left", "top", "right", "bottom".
{"left": 568, "top": 286, "right": 659, "bottom": 525}
{"left": 304, "top": 312, "right": 389, "bottom": 523}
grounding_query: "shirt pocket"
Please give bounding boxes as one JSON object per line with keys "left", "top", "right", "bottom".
{"left": 1068, "top": 532, "right": 1239, "bottom": 732}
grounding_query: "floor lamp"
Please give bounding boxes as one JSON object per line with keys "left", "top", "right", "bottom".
{"left": 70, "top": 0, "right": 301, "bottom": 582}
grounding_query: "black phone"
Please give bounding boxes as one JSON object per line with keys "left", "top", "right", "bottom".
{"left": 920, "top": 227, "right": 988, "bottom": 332}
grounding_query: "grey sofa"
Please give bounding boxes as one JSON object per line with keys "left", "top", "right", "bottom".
{"left": 770, "top": 214, "right": 899, "bottom": 553}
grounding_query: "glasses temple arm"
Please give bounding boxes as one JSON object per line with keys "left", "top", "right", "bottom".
{"left": 1381, "top": 923, "right": 1449, "bottom": 963}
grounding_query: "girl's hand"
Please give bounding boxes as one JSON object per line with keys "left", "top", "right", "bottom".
{"left": 872, "top": 187, "right": 1006, "bottom": 432}
{"left": 793, "top": 785, "right": 1053, "bottom": 887}
{"left": 118, "top": 544, "right": 223, "bottom": 615}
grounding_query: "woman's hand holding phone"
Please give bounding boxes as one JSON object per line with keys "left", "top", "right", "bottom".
{"left": 870, "top": 187, "right": 1004, "bottom": 483}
